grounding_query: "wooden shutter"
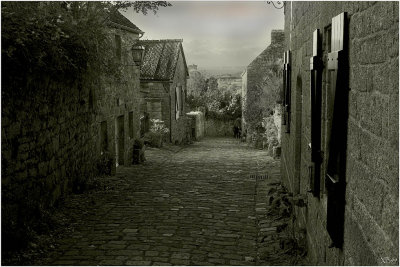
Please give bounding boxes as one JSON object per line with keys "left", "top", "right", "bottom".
{"left": 283, "top": 51, "right": 291, "bottom": 132}
{"left": 175, "top": 86, "right": 179, "bottom": 120}
{"left": 325, "top": 12, "right": 348, "bottom": 249}
{"left": 309, "top": 29, "right": 322, "bottom": 197}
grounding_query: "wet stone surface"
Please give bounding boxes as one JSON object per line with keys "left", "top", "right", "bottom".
{"left": 30, "top": 138, "right": 301, "bottom": 265}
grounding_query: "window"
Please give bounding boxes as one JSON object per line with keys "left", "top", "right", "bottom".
{"left": 175, "top": 86, "right": 181, "bottom": 120}
{"left": 100, "top": 121, "right": 108, "bottom": 153}
{"left": 282, "top": 51, "right": 291, "bottom": 132}
{"left": 180, "top": 86, "right": 184, "bottom": 112}
{"left": 129, "top": 112, "right": 133, "bottom": 139}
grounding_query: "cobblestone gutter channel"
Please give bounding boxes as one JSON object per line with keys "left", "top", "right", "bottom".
{"left": 4, "top": 138, "right": 306, "bottom": 266}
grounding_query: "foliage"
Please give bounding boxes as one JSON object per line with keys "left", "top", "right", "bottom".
{"left": 243, "top": 60, "right": 283, "bottom": 135}
{"left": 187, "top": 73, "right": 242, "bottom": 122}
{"left": 2, "top": 1, "right": 171, "bottom": 87}
{"left": 130, "top": 1, "right": 172, "bottom": 15}
{"left": 149, "top": 119, "right": 169, "bottom": 134}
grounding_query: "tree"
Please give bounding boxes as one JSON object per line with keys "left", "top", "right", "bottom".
{"left": 2, "top": 1, "right": 171, "bottom": 86}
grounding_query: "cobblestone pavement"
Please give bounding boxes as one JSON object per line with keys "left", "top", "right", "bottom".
{"left": 35, "top": 138, "right": 298, "bottom": 266}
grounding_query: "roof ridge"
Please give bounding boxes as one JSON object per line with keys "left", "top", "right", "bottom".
{"left": 139, "top": 39, "right": 183, "bottom": 43}
{"left": 109, "top": 10, "right": 142, "bottom": 33}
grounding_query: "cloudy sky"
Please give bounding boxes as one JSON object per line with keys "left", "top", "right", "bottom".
{"left": 124, "top": 1, "right": 284, "bottom": 69}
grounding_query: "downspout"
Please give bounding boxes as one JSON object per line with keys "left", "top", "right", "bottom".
{"left": 170, "top": 92, "right": 172, "bottom": 143}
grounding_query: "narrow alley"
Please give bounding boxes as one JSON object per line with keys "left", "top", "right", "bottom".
{"left": 3, "top": 2, "right": 398, "bottom": 266}
{"left": 29, "top": 138, "right": 301, "bottom": 266}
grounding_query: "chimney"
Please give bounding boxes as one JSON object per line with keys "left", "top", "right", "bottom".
{"left": 271, "top": 29, "right": 285, "bottom": 45}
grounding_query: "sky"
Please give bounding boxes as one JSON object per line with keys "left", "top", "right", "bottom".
{"left": 123, "top": 1, "right": 284, "bottom": 69}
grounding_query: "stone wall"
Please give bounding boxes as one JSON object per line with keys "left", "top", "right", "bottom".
{"left": 2, "top": 26, "right": 141, "bottom": 245}
{"left": 186, "top": 111, "right": 205, "bottom": 140}
{"left": 281, "top": 2, "right": 398, "bottom": 265}
{"left": 205, "top": 119, "right": 235, "bottom": 137}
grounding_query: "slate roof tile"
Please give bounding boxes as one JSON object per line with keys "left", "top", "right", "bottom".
{"left": 139, "top": 39, "right": 188, "bottom": 81}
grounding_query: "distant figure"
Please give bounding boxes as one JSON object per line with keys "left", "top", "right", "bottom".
{"left": 233, "top": 126, "right": 239, "bottom": 138}
{"left": 233, "top": 117, "right": 242, "bottom": 139}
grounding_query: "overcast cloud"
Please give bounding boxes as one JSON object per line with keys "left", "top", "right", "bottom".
{"left": 124, "top": 1, "right": 284, "bottom": 69}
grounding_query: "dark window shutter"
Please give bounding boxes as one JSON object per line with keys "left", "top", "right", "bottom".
{"left": 325, "top": 12, "right": 349, "bottom": 249}
{"left": 283, "top": 51, "right": 291, "bottom": 132}
{"left": 282, "top": 52, "right": 287, "bottom": 125}
{"left": 309, "top": 29, "right": 322, "bottom": 197}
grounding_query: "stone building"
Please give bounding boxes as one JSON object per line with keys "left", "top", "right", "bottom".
{"left": 138, "top": 39, "right": 190, "bottom": 144}
{"left": 242, "top": 30, "right": 285, "bottom": 141}
{"left": 280, "top": 2, "right": 398, "bottom": 265}
{"left": 102, "top": 12, "right": 143, "bottom": 168}
{"left": 2, "top": 10, "right": 143, "bottom": 245}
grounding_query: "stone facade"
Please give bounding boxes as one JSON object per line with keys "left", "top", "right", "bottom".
{"left": 242, "top": 30, "right": 285, "bottom": 140}
{"left": 139, "top": 40, "right": 189, "bottom": 144}
{"left": 280, "top": 2, "right": 398, "bottom": 265}
{"left": 2, "top": 12, "right": 142, "bottom": 243}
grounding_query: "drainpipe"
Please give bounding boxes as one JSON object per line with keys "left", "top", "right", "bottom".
{"left": 170, "top": 93, "right": 172, "bottom": 143}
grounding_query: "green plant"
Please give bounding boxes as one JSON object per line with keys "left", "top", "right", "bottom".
{"left": 149, "top": 119, "right": 169, "bottom": 143}
{"left": 150, "top": 119, "right": 169, "bottom": 134}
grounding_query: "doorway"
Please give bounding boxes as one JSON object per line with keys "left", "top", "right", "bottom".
{"left": 116, "top": 115, "right": 125, "bottom": 166}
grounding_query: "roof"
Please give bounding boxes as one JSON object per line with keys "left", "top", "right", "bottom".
{"left": 139, "top": 39, "right": 189, "bottom": 81}
{"left": 109, "top": 11, "right": 143, "bottom": 34}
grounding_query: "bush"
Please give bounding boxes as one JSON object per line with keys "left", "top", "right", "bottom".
{"left": 144, "top": 132, "right": 163, "bottom": 148}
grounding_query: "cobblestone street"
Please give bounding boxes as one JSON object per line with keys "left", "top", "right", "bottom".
{"left": 33, "top": 138, "right": 300, "bottom": 266}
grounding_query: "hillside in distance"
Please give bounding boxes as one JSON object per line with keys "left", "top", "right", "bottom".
{"left": 197, "top": 66, "right": 245, "bottom": 78}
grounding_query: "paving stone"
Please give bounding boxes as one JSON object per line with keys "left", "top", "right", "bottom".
{"left": 126, "top": 260, "right": 152, "bottom": 265}
{"left": 98, "top": 259, "right": 124, "bottom": 265}
{"left": 170, "top": 258, "right": 190, "bottom": 265}
{"left": 145, "top": 251, "right": 159, "bottom": 257}
{"left": 31, "top": 138, "right": 299, "bottom": 266}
